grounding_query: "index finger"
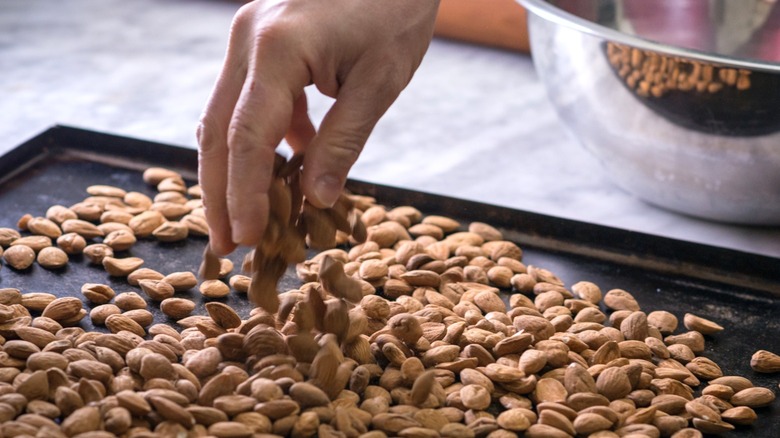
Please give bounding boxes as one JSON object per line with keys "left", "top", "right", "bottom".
{"left": 226, "top": 43, "right": 311, "bottom": 247}
{"left": 197, "top": 30, "right": 248, "bottom": 256}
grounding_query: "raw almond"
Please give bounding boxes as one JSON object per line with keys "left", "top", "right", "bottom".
{"left": 105, "top": 314, "right": 145, "bottom": 337}
{"left": 61, "top": 219, "right": 104, "bottom": 239}
{"left": 114, "top": 292, "right": 148, "bottom": 310}
{"left": 103, "top": 229, "right": 137, "bottom": 251}
{"left": 163, "top": 271, "right": 199, "bottom": 291}
{"left": 57, "top": 232, "right": 87, "bottom": 255}
{"left": 0, "top": 227, "right": 21, "bottom": 246}
{"left": 27, "top": 217, "right": 62, "bottom": 239}
{"left": 229, "top": 275, "right": 251, "bottom": 293}
{"left": 160, "top": 298, "right": 195, "bottom": 319}
{"left": 750, "top": 350, "right": 780, "bottom": 373}
{"left": 41, "top": 297, "right": 82, "bottom": 321}
{"left": 129, "top": 210, "right": 166, "bottom": 237}
{"left": 3, "top": 244, "right": 36, "bottom": 270}
{"left": 81, "top": 283, "right": 115, "bottom": 304}
{"left": 83, "top": 243, "right": 113, "bottom": 264}
{"left": 89, "top": 304, "right": 122, "bottom": 325}
{"left": 182, "top": 214, "right": 209, "bottom": 236}
{"left": 37, "top": 246, "right": 68, "bottom": 269}
{"left": 730, "top": 387, "right": 776, "bottom": 407}
{"left": 128, "top": 267, "right": 165, "bottom": 286}
{"left": 139, "top": 279, "right": 175, "bottom": 301}
{"left": 200, "top": 280, "right": 230, "bottom": 299}
{"left": 153, "top": 221, "right": 189, "bottom": 242}
{"left": 87, "top": 184, "right": 126, "bottom": 198}
{"left": 46, "top": 205, "right": 78, "bottom": 224}
{"left": 468, "top": 222, "right": 502, "bottom": 241}
{"left": 205, "top": 302, "right": 241, "bottom": 329}
{"left": 123, "top": 309, "right": 154, "bottom": 328}
{"left": 103, "top": 256, "right": 144, "bottom": 276}
{"left": 157, "top": 175, "right": 187, "bottom": 193}
{"left": 124, "top": 191, "right": 153, "bottom": 209}
{"left": 143, "top": 167, "right": 181, "bottom": 185}
{"left": 683, "top": 313, "right": 724, "bottom": 335}
{"left": 151, "top": 202, "right": 191, "bottom": 220}
{"left": 21, "top": 292, "right": 56, "bottom": 311}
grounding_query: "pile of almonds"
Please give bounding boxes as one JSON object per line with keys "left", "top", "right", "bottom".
{"left": 606, "top": 42, "right": 752, "bottom": 98}
{"left": 0, "top": 165, "right": 778, "bottom": 437}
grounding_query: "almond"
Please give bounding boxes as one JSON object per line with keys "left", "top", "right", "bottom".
{"left": 3, "top": 244, "right": 36, "bottom": 270}
{"left": 124, "top": 191, "right": 153, "bottom": 209}
{"left": 129, "top": 210, "right": 166, "bottom": 237}
{"left": 151, "top": 202, "right": 191, "bottom": 220}
{"left": 127, "top": 268, "right": 165, "bottom": 286}
{"left": 102, "top": 256, "right": 144, "bottom": 276}
{"left": 163, "top": 271, "right": 199, "bottom": 291}
{"left": 160, "top": 298, "right": 195, "bottom": 320}
{"left": 27, "top": 217, "right": 62, "bottom": 239}
{"left": 157, "top": 176, "right": 187, "bottom": 193}
{"left": 60, "top": 406, "right": 101, "bottom": 436}
{"left": 153, "top": 221, "right": 189, "bottom": 242}
{"left": 182, "top": 214, "right": 209, "bottom": 236}
{"left": 21, "top": 292, "right": 56, "bottom": 311}
{"left": 683, "top": 313, "right": 724, "bottom": 335}
{"left": 422, "top": 215, "right": 460, "bottom": 233}
{"left": 229, "top": 275, "right": 251, "bottom": 293}
{"left": 61, "top": 219, "right": 104, "bottom": 239}
{"left": 139, "top": 279, "right": 175, "bottom": 301}
{"left": 205, "top": 302, "right": 241, "bottom": 329}
{"left": 105, "top": 314, "right": 145, "bottom": 337}
{"left": 83, "top": 243, "right": 113, "bottom": 264}
{"left": 81, "top": 283, "right": 115, "bottom": 304}
{"left": 468, "top": 222, "right": 503, "bottom": 241}
{"left": 103, "top": 229, "right": 137, "bottom": 251}
{"left": 750, "top": 350, "right": 780, "bottom": 373}
{"left": 46, "top": 205, "right": 78, "bottom": 224}
{"left": 41, "top": 297, "right": 82, "bottom": 321}
{"left": 114, "top": 292, "right": 148, "bottom": 310}
{"left": 730, "top": 387, "right": 776, "bottom": 407}
{"left": 56, "top": 232, "right": 87, "bottom": 255}
{"left": 89, "top": 304, "right": 122, "bottom": 325}
{"left": 200, "top": 280, "right": 230, "bottom": 299}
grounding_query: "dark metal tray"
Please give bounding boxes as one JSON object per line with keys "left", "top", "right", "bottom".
{"left": 1, "top": 126, "right": 777, "bottom": 436}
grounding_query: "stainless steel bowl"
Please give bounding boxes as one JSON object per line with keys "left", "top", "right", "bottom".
{"left": 518, "top": 0, "right": 780, "bottom": 224}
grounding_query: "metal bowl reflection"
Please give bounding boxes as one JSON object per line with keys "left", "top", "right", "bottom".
{"left": 519, "top": 0, "right": 780, "bottom": 224}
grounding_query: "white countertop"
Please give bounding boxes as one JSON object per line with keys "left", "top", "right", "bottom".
{"left": 2, "top": 0, "right": 779, "bottom": 259}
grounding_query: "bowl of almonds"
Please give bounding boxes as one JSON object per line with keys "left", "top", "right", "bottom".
{"left": 519, "top": 0, "right": 780, "bottom": 224}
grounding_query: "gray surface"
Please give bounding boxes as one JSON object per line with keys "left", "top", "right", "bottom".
{"left": 2, "top": 0, "right": 779, "bottom": 259}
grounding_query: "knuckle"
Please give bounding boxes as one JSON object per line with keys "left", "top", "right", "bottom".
{"left": 196, "top": 114, "right": 223, "bottom": 157}
{"left": 231, "top": 3, "right": 258, "bottom": 33}
{"left": 226, "top": 113, "right": 259, "bottom": 157}
{"left": 324, "top": 128, "right": 365, "bottom": 165}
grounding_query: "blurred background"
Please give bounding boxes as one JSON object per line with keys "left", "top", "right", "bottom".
{"left": 1, "top": 0, "right": 778, "bottom": 257}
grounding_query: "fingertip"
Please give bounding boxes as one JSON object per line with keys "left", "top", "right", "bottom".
{"left": 307, "top": 173, "right": 342, "bottom": 208}
{"left": 210, "top": 238, "right": 238, "bottom": 258}
{"left": 205, "top": 218, "right": 237, "bottom": 256}
{"left": 228, "top": 193, "right": 269, "bottom": 248}
{"left": 231, "top": 218, "right": 265, "bottom": 247}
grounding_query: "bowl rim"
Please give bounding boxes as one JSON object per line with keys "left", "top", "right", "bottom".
{"left": 518, "top": 0, "right": 780, "bottom": 73}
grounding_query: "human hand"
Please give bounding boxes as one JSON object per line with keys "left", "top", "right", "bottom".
{"left": 197, "top": 0, "right": 440, "bottom": 255}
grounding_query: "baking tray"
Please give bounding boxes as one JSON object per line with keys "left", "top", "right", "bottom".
{"left": 1, "top": 125, "right": 777, "bottom": 436}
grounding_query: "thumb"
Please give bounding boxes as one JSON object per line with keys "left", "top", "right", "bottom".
{"left": 301, "top": 82, "right": 394, "bottom": 208}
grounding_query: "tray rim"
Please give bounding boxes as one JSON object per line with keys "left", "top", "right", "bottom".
{"left": 1, "top": 124, "right": 778, "bottom": 296}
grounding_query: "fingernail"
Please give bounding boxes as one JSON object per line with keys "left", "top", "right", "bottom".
{"left": 312, "top": 174, "right": 341, "bottom": 208}
{"left": 210, "top": 240, "right": 229, "bottom": 257}
{"left": 231, "top": 220, "right": 248, "bottom": 246}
